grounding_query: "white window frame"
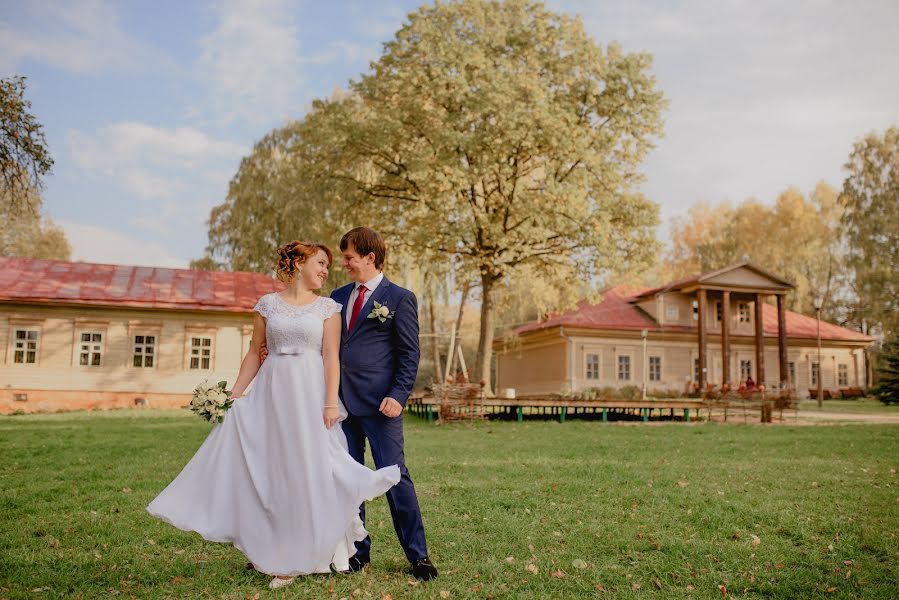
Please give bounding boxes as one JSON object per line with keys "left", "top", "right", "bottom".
{"left": 838, "top": 363, "right": 848, "bottom": 387}
{"left": 788, "top": 361, "right": 796, "bottom": 385}
{"left": 649, "top": 355, "right": 662, "bottom": 382}
{"left": 740, "top": 359, "right": 752, "bottom": 381}
{"left": 132, "top": 334, "right": 157, "bottom": 369}
{"left": 585, "top": 353, "right": 600, "bottom": 380}
{"left": 811, "top": 361, "right": 820, "bottom": 386}
{"left": 617, "top": 354, "right": 632, "bottom": 381}
{"left": 12, "top": 328, "right": 40, "bottom": 365}
{"left": 77, "top": 331, "right": 105, "bottom": 367}
{"left": 738, "top": 303, "right": 751, "bottom": 324}
{"left": 189, "top": 335, "right": 214, "bottom": 370}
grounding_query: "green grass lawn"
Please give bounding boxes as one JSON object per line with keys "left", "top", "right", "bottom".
{"left": 1, "top": 411, "right": 897, "bottom": 599}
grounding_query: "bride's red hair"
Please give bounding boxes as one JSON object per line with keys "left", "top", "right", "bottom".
{"left": 275, "top": 241, "right": 333, "bottom": 282}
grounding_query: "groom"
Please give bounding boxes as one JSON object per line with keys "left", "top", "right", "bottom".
{"left": 331, "top": 227, "right": 438, "bottom": 581}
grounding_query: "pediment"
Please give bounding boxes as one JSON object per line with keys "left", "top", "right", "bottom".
{"left": 700, "top": 264, "right": 793, "bottom": 291}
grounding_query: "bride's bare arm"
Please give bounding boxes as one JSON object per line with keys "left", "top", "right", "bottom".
{"left": 321, "top": 312, "right": 341, "bottom": 429}
{"left": 231, "top": 313, "right": 266, "bottom": 398}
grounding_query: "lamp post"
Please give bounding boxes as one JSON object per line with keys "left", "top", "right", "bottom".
{"left": 641, "top": 329, "right": 648, "bottom": 402}
{"left": 813, "top": 297, "right": 823, "bottom": 408}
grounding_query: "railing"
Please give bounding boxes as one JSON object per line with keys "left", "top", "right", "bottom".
{"left": 407, "top": 389, "right": 705, "bottom": 424}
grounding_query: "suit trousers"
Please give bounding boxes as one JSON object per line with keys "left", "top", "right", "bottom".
{"left": 341, "top": 412, "right": 428, "bottom": 563}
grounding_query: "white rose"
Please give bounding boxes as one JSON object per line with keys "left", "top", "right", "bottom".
{"left": 378, "top": 305, "right": 390, "bottom": 317}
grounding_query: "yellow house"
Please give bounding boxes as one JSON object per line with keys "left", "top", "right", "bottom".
{"left": 495, "top": 263, "right": 873, "bottom": 397}
{"left": 0, "top": 257, "right": 282, "bottom": 413}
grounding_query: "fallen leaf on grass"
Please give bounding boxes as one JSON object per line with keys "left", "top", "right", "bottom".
{"left": 147, "top": 539, "right": 155, "bottom": 545}
{"left": 843, "top": 559, "right": 853, "bottom": 565}
{"left": 439, "top": 591, "right": 450, "bottom": 599}
{"left": 653, "top": 577, "right": 662, "bottom": 589}
{"left": 751, "top": 535, "right": 761, "bottom": 547}
{"left": 551, "top": 569, "right": 566, "bottom": 578}
{"left": 525, "top": 564, "right": 539, "bottom": 575}
{"left": 596, "top": 583, "right": 604, "bottom": 593}
{"left": 719, "top": 584, "right": 727, "bottom": 596}
{"left": 572, "top": 559, "right": 588, "bottom": 569}
{"left": 775, "top": 564, "right": 785, "bottom": 569}
{"left": 380, "top": 594, "right": 393, "bottom": 600}
{"left": 631, "top": 583, "right": 641, "bottom": 591}
{"left": 826, "top": 587, "right": 837, "bottom": 593}
{"left": 169, "top": 576, "right": 187, "bottom": 584}
{"left": 686, "top": 583, "right": 696, "bottom": 591}
{"left": 174, "top": 550, "right": 185, "bottom": 555}
{"left": 504, "top": 556, "right": 515, "bottom": 563}
{"left": 676, "top": 481, "right": 689, "bottom": 487}
{"left": 246, "top": 593, "right": 260, "bottom": 600}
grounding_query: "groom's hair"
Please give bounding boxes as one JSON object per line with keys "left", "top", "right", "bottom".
{"left": 340, "top": 227, "right": 386, "bottom": 270}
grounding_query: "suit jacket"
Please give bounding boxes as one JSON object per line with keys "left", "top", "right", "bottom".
{"left": 331, "top": 276, "right": 420, "bottom": 416}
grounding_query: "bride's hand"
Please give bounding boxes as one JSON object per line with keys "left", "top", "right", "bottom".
{"left": 323, "top": 406, "right": 340, "bottom": 429}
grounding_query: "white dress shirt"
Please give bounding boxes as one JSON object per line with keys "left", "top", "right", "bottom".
{"left": 345, "top": 272, "right": 384, "bottom": 328}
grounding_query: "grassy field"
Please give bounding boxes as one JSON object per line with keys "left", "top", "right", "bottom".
{"left": 1, "top": 411, "right": 897, "bottom": 599}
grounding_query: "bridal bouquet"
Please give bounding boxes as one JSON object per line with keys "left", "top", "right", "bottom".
{"left": 189, "top": 380, "right": 233, "bottom": 423}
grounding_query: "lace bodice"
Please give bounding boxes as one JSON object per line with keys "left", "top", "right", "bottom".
{"left": 254, "top": 294, "right": 342, "bottom": 356}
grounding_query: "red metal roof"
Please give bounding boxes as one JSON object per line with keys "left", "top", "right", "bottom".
{"left": 516, "top": 285, "right": 872, "bottom": 343}
{"left": 0, "top": 257, "right": 283, "bottom": 313}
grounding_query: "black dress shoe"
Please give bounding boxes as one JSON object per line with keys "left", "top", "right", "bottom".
{"left": 347, "top": 554, "right": 370, "bottom": 572}
{"left": 409, "top": 557, "right": 438, "bottom": 581}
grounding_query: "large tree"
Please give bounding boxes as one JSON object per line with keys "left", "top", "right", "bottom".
{"left": 301, "top": 0, "right": 664, "bottom": 391}
{"left": 663, "top": 183, "right": 847, "bottom": 317}
{"left": 840, "top": 126, "right": 899, "bottom": 337}
{"left": 1, "top": 184, "right": 71, "bottom": 261}
{"left": 1, "top": 76, "right": 54, "bottom": 211}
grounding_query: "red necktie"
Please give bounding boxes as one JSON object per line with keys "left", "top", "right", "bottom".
{"left": 348, "top": 284, "right": 368, "bottom": 331}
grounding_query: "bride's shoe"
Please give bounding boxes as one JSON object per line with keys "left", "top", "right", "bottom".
{"left": 269, "top": 576, "right": 296, "bottom": 590}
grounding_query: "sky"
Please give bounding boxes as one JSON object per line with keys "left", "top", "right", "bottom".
{"left": 2, "top": 0, "right": 897, "bottom": 269}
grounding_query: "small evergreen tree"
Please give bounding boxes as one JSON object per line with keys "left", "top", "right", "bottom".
{"left": 871, "top": 335, "right": 899, "bottom": 405}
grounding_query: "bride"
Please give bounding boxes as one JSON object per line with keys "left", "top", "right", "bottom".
{"left": 147, "top": 241, "right": 400, "bottom": 589}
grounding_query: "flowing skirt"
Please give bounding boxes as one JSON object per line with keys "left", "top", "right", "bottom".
{"left": 147, "top": 353, "right": 400, "bottom": 576}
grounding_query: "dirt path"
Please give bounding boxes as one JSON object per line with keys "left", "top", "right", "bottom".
{"left": 791, "top": 410, "right": 899, "bottom": 424}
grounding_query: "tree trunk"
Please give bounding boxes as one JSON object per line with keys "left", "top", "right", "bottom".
{"left": 475, "top": 273, "right": 497, "bottom": 396}
{"left": 448, "top": 281, "right": 470, "bottom": 381}
{"left": 426, "top": 288, "right": 442, "bottom": 385}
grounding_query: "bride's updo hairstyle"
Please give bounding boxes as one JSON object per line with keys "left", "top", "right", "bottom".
{"left": 275, "top": 241, "right": 333, "bottom": 282}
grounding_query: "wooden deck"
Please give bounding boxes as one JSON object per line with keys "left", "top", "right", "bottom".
{"left": 407, "top": 394, "right": 705, "bottom": 424}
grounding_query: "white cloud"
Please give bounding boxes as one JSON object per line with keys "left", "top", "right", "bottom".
{"left": 550, "top": 0, "right": 899, "bottom": 224}
{"left": 197, "top": 0, "right": 304, "bottom": 126}
{"left": 66, "top": 122, "right": 246, "bottom": 201}
{"left": 68, "top": 121, "right": 246, "bottom": 170}
{"left": 0, "top": 0, "right": 175, "bottom": 74}
{"left": 59, "top": 220, "right": 189, "bottom": 268}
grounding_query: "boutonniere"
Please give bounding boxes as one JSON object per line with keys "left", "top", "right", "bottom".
{"left": 367, "top": 301, "right": 394, "bottom": 323}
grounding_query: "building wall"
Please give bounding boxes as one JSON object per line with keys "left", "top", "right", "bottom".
{"left": 496, "top": 339, "right": 567, "bottom": 395}
{"left": 1, "top": 303, "right": 255, "bottom": 413}
{"left": 497, "top": 331, "right": 867, "bottom": 397}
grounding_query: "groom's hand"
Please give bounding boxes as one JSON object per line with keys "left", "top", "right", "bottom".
{"left": 379, "top": 397, "right": 403, "bottom": 418}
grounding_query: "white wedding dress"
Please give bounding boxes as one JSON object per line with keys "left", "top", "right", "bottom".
{"left": 147, "top": 293, "right": 400, "bottom": 576}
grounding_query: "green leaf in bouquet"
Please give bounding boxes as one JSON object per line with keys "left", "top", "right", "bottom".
{"left": 217, "top": 381, "right": 228, "bottom": 390}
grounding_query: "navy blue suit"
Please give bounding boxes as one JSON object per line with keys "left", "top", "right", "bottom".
{"left": 332, "top": 276, "right": 428, "bottom": 562}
